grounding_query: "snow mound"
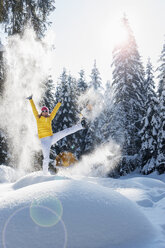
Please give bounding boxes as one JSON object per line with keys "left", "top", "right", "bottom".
{"left": 94, "top": 176, "right": 165, "bottom": 191}
{"left": 13, "top": 171, "right": 68, "bottom": 190}
{"left": 0, "top": 176, "right": 155, "bottom": 248}
{"left": 127, "top": 177, "right": 165, "bottom": 189}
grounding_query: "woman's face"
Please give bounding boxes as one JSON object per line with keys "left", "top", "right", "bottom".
{"left": 42, "top": 110, "right": 49, "bottom": 117}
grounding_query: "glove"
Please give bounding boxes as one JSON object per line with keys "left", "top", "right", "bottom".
{"left": 81, "top": 118, "right": 88, "bottom": 129}
{"left": 26, "top": 94, "right": 33, "bottom": 100}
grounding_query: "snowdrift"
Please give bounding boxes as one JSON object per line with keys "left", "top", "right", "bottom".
{"left": 0, "top": 173, "right": 155, "bottom": 248}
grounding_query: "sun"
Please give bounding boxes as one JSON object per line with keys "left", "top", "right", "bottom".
{"left": 111, "top": 21, "right": 129, "bottom": 47}
{"left": 100, "top": 16, "right": 129, "bottom": 54}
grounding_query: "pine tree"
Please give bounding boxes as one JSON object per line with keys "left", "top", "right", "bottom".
{"left": 77, "top": 70, "right": 88, "bottom": 94}
{"left": 53, "top": 69, "right": 81, "bottom": 157}
{"left": 0, "top": 40, "right": 9, "bottom": 165}
{"left": 52, "top": 69, "right": 67, "bottom": 155}
{"left": 156, "top": 78, "right": 165, "bottom": 174}
{"left": 41, "top": 75, "right": 56, "bottom": 114}
{"left": 101, "top": 81, "right": 114, "bottom": 142}
{"left": 89, "top": 60, "right": 103, "bottom": 91}
{"left": 69, "top": 74, "right": 87, "bottom": 158}
{"left": 0, "top": 0, "right": 55, "bottom": 37}
{"left": 76, "top": 70, "right": 92, "bottom": 157}
{"left": 0, "top": 130, "right": 9, "bottom": 165}
{"left": 111, "top": 15, "right": 145, "bottom": 174}
{"left": 157, "top": 42, "right": 165, "bottom": 97}
{"left": 84, "top": 61, "right": 104, "bottom": 151}
{"left": 156, "top": 41, "right": 165, "bottom": 173}
{"left": 140, "top": 59, "right": 159, "bottom": 174}
{"left": 0, "top": 40, "right": 5, "bottom": 95}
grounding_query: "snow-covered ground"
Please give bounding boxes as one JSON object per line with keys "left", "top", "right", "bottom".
{"left": 0, "top": 165, "right": 165, "bottom": 248}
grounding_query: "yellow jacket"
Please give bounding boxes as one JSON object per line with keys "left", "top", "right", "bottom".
{"left": 29, "top": 99, "right": 61, "bottom": 139}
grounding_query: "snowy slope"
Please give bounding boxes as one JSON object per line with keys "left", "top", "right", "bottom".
{"left": 0, "top": 166, "right": 165, "bottom": 248}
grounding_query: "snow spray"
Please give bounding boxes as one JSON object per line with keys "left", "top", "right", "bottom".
{"left": 67, "top": 86, "right": 122, "bottom": 177}
{"left": 0, "top": 28, "right": 55, "bottom": 172}
{"left": 59, "top": 88, "right": 121, "bottom": 177}
{"left": 78, "top": 87, "right": 104, "bottom": 120}
{"left": 58, "top": 139, "right": 121, "bottom": 178}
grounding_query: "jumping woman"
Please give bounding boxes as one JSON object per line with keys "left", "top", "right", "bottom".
{"left": 27, "top": 95, "right": 87, "bottom": 174}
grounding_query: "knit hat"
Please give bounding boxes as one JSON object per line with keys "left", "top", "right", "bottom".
{"left": 41, "top": 106, "right": 49, "bottom": 112}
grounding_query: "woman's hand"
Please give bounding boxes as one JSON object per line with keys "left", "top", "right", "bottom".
{"left": 26, "top": 94, "right": 33, "bottom": 100}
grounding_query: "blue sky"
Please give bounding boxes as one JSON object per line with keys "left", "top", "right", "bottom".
{"left": 50, "top": 0, "right": 165, "bottom": 84}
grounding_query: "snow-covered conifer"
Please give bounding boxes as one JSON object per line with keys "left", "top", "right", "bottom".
{"left": 140, "top": 59, "right": 159, "bottom": 174}
{"left": 89, "top": 60, "right": 103, "bottom": 91}
{"left": 86, "top": 62, "right": 105, "bottom": 147}
{"left": 101, "top": 81, "right": 113, "bottom": 142}
{"left": 41, "top": 75, "right": 55, "bottom": 112}
{"left": 156, "top": 79, "right": 165, "bottom": 174}
{"left": 157, "top": 42, "right": 165, "bottom": 97}
{"left": 0, "top": 0, "right": 55, "bottom": 37}
{"left": 156, "top": 40, "right": 165, "bottom": 174}
{"left": 0, "top": 41, "right": 9, "bottom": 165}
{"left": 111, "top": 15, "right": 145, "bottom": 174}
{"left": 53, "top": 69, "right": 82, "bottom": 157}
{"left": 0, "top": 40, "right": 5, "bottom": 95}
{"left": 77, "top": 70, "right": 88, "bottom": 94}
{"left": 156, "top": 42, "right": 165, "bottom": 173}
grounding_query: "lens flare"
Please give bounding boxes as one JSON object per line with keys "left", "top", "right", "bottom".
{"left": 2, "top": 206, "right": 67, "bottom": 248}
{"left": 30, "top": 196, "right": 63, "bottom": 227}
